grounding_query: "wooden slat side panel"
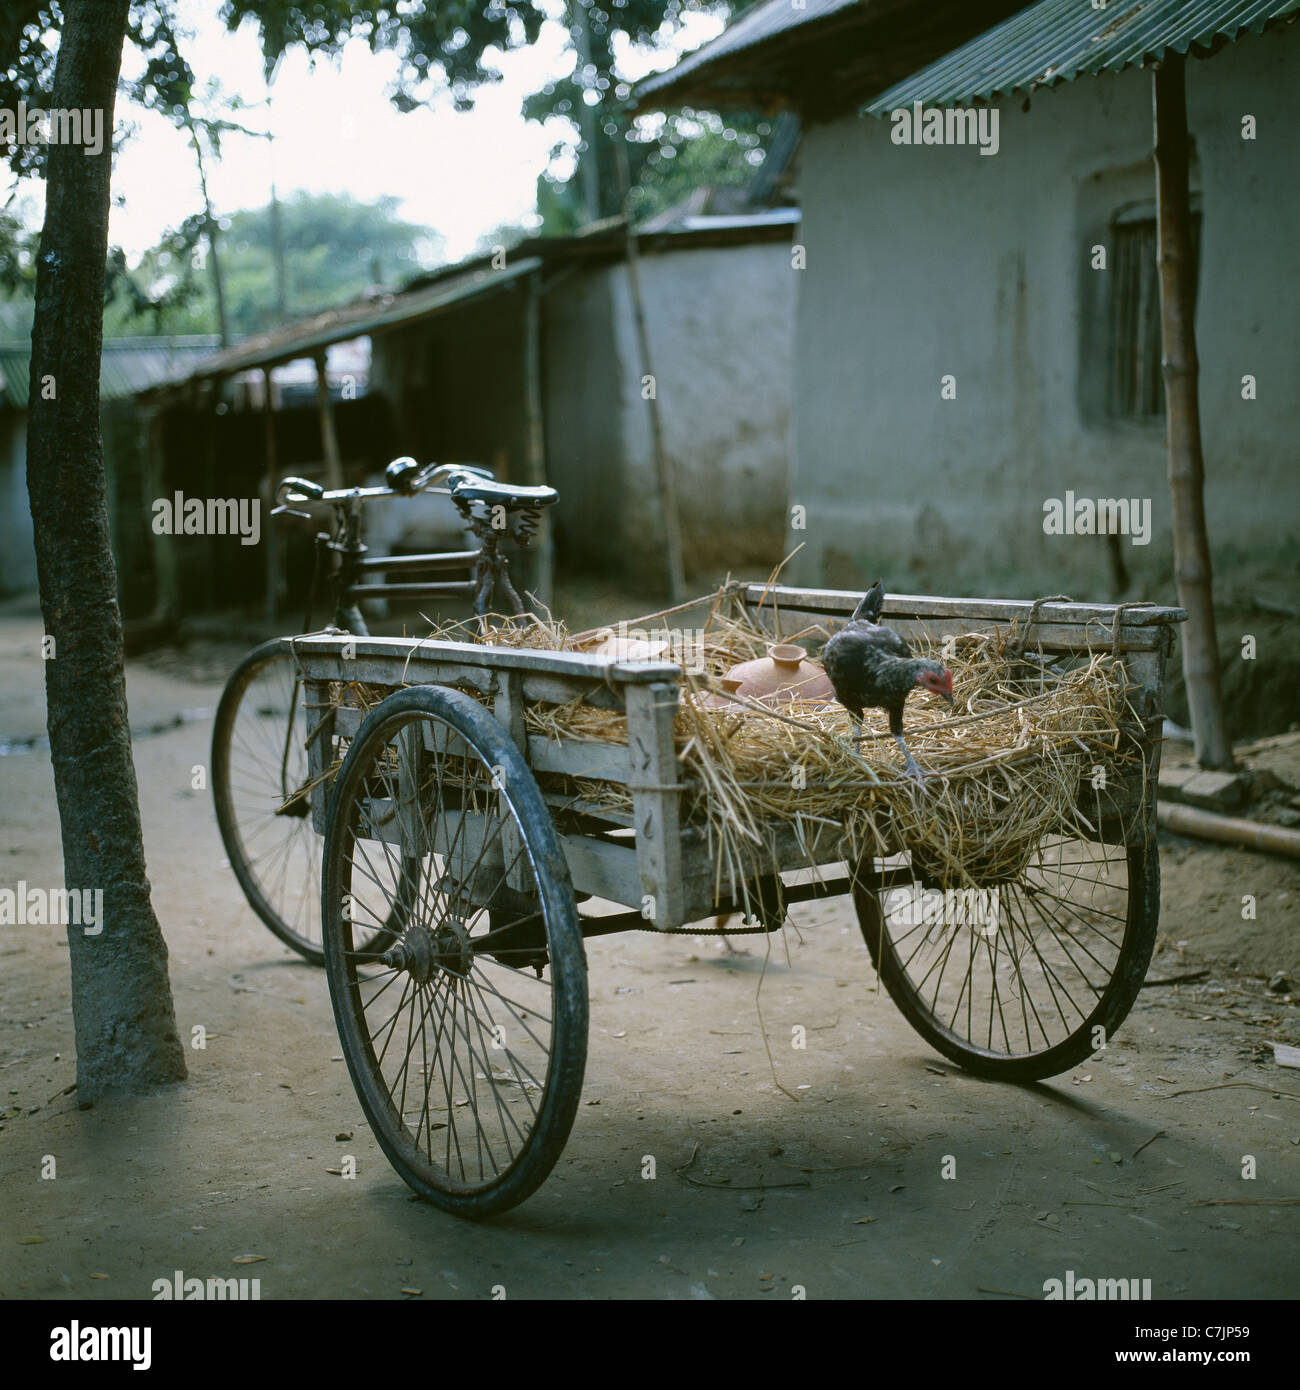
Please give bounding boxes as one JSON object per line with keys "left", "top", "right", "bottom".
{"left": 675, "top": 819, "right": 852, "bottom": 923}
{"left": 744, "top": 585, "right": 1187, "bottom": 628}
{"left": 527, "top": 735, "right": 631, "bottom": 782}
{"left": 555, "top": 833, "right": 642, "bottom": 907}
{"left": 283, "top": 633, "right": 681, "bottom": 683}
{"left": 750, "top": 609, "right": 1170, "bottom": 654}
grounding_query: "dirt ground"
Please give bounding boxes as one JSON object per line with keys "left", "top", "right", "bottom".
{"left": 1, "top": 597, "right": 1297, "bottom": 1302}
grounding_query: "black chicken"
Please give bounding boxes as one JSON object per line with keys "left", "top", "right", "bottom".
{"left": 822, "top": 580, "right": 953, "bottom": 780}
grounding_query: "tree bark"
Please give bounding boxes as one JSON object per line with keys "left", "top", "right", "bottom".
{"left": 25, "top": 0, "right": 187, "bottom": 1102}
{"left": 1153, "top": 57, "right": 1235, "bottom": 770}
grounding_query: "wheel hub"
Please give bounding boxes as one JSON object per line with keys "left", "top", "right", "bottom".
{"left": 382, "top": 916, "right": 472, "bottom": 983}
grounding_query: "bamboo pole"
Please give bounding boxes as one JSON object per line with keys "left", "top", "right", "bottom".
{"left": 315, "top": 350, "right": 342, "bottom": 490}
{"left": 1153, "top": 56, "right": 1234, "bottom": 770}
{"left": 146, "top": 406, "right": 178, "bottom": 621}
{"left": 523, "top": 274, "right": 554, "bottom": 608}
{"left": 263, "top": 366, "right": 279, "bottom": 622}
{"left": 615, "top": 136, "right": 687, "bottom": 604}
{"left": 1158, "top": 801, "right": 1300, "bottom": 860}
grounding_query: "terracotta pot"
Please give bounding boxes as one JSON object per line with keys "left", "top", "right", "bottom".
{"left": 722, "top": 644, "right": 835, "bottom": 707}
{"left": 701, "top": 675, "right": 744, "bottom": 709}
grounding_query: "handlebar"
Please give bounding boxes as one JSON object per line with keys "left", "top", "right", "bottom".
{"left": 272, "top": 461, "right": 495, "bottom": 514}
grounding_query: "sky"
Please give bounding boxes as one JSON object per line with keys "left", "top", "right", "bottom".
{"left": 3, "top": 0, "right": 726, "bottom": 268}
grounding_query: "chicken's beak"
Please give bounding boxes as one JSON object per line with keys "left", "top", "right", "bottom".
{"left": 940, "top": 691, "right": 954, "bottom": 706}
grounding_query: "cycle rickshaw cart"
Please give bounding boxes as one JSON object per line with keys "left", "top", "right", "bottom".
{"left": 283, "top": 576, "right": 1185, "bottom": 1218}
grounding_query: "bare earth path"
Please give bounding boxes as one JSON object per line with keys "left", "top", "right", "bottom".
{"left": 1, "top": 607, "right": 1296, "bottom": 1300}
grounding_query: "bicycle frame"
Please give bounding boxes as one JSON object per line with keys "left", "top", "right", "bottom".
{"left": 279, "top": 466, "right": 536, "bottom": 636}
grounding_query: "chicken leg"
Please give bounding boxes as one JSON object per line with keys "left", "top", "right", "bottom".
{"left": 894, "top": 731, "right": 926, "bottom": 782}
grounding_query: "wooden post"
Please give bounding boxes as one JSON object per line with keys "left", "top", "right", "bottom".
{"left": 1153, "top": 57, "right": 1234, "bottom": 769}
{"left": 522, "top": 275, "right": 554, "bottom": 609}
{"left": 624, "top": 680, "right": 685, "bottom": 929}
{"left": 263, "top": 366, "right": 279, "bottom": 622}
{"left": 615, "top": 139, "right": 687, "bottom": 604}
{"left": 494, "top": 672, "right": 530, "bottom": 891}
{"left": 145, "top": 405, "right": 178, "bottom": 620}
{"left": 314, "top": 350, "right": 342, "bottom": 490}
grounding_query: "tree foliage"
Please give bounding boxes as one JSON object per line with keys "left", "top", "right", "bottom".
{"left": 105, "top": 192, "right": 440, "bottom": 338}
{"left": 216, "top": 1, "right": 772, "bottom": 227}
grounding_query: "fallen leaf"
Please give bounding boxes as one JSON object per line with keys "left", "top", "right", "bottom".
{"left": 232, "top": 1255, "right": 266, "bottom": 1265}
{"left": 18, "top": 1236, "right": 46, "bottom": 1245}
{"left": 854, "top": 1216, "right": 877, "bottom": 1225}
{"left": 400, "top": 1287, "right": 423, "bottom": 1296}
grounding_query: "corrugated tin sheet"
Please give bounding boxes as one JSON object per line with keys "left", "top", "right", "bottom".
{"left": 863, "top": 0, "right": 1300, "bottom": 113}
{"left": 147, "top": 257, "right": 545, "bottom": 392}
{"left": 637, "top": 0, "right": 862, "bottom": 100}
{"left": 0, "top": 336, "right": 219, "bottom": 409}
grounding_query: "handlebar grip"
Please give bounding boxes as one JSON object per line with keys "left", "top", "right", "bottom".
{"left": 278, "top": 476, "right": 325, "bottom": 502}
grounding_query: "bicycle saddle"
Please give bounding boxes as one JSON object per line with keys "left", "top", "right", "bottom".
{"left": 449, "top": 476, "right": 559, "bottom": 509}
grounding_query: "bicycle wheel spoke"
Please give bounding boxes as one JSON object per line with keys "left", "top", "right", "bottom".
{"left": 863, "top": 829, "right": 1140, "bottom": 1069}
{"left": 321, "top": 691, "right": 585, "bottom": 1212}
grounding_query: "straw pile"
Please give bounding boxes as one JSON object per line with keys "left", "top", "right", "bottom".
{"left": 320, "top": 586, "right": 1140, "bottom": 909}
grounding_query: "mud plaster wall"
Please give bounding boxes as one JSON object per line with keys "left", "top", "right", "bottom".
{"left": 787, "top": 25, "right": 1300, "bottom": 606}
{"left": 609, "top": 240, "right": 794, "bottom": 574}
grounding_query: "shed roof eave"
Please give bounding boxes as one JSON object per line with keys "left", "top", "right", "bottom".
{"left": 141, "top": 257, "right": 545, "bottom": 400}
{"left": 862, "top": 0, "right": 1300, "bottom": 115}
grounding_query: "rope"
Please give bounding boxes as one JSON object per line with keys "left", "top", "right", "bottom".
{"left": 1109, "top": 601, "right": 1159, "bottom": 656}
{"left": 1009, "top": 594, "right": 1073, "bottom": 659}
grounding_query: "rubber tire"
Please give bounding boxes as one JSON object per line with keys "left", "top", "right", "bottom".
{"left": 213, "top": 638, "right": 327, "bottom": 963}
{"left": 321, "top": 684, "right": 588, "bottom": 1218}
{"left": 853, "top": 839, "right": 1159, "bottom": 1081}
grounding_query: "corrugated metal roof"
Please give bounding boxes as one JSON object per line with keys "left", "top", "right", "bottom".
{"left": 0, "top": 335, "right": 219, "bottom": 409}
{"left": 863, "top": 0, "right": 1300, "bottom": 113}
{"left": 142, "top": 257, "right": 545, "bottom": 392}
{"left": 142, "top": 215, "right": 799, "bottom": 397}
{"left": 637, "top": 0, "right": 862, "bottom": 100}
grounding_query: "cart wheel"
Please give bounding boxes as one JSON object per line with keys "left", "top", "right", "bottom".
{"left": 321, "top": 684, "right": 587, "bottom": 1217}
{"left": 212, "top": 638, "right": 392, "bottom": 965}
{"left": 853, "top": 831, "right": 1159, "bottom": 1081}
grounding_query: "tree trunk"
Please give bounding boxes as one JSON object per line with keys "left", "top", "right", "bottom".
{"left": 1153, "top": 57, "right": 1235, "bottom": 770}
{"left": 25, "top": 0, "right": 187, "bottom": 1102}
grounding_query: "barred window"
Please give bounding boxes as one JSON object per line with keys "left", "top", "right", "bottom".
{"left": 1108, "top": 204, "right": 1201, "bottom": 420}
